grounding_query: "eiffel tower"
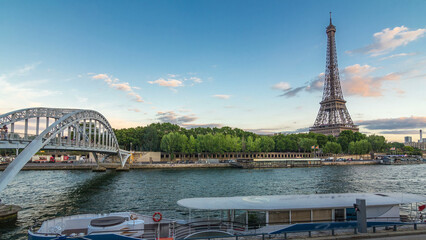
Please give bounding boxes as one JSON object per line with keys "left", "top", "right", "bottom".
{"left": 310, "top": 14, "right": 359, "bottom": 137}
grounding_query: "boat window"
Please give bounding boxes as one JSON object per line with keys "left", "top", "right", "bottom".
{"left": 291, "top": 210, "right": 311, "bottom": 223}
{"left": 234, "top": 210, "right": 247, "bottom": 225}
{"left": 248, "top": 211, "right": 266, "bottom": 227}
{"left": 346, "top": 208, "right": 357, "bottom": 221}
{"left": 268, "top": 211, "right": 290, "bottom": 225}
{"left": 313, "top": 209, "right": 332, "bottom": 222}
{"left": 334, "top": 209, "right": 345, "bottom": 221}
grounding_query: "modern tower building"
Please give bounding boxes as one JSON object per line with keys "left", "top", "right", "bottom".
{"left": 310, "top": 14, "right": 359, "bottom": 137}
{"left": 404, "top": 136, "right": 412, "bottom": 144}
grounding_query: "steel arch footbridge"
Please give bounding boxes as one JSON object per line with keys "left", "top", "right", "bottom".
{"left": 0, "top": 107, "right": 130, "bottom": 192}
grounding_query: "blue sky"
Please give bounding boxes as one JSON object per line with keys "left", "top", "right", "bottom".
{"left": 0, "top": 0, "right": 425, "bottom": 142}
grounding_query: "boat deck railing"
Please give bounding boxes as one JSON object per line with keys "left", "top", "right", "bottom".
{"left": 29, "top": 215, "right": 426, "bottom": 240}
{"left": 174, "top": 219, "right": 253, "bottom": 239}
{"left": 178, "top": 221, "right": 426, "bottom": 240}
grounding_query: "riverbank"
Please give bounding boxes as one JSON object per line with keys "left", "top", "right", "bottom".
{"left": 1, "top": 159, "right": 424, "bottom": 170}
{"left": 0, "top": 162, "right": 233, "bottom": 170}
{"left": 322, "top": 160, "right": 378, "bottom": 166}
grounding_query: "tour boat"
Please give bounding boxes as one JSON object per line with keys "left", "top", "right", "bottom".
{"left": 177, "top": 192, "right": 426, "bottom": 235}
{"left": 28, "top": 193, "right": 426, "bottom": 239}
{"left": 28, "top": 212, "right": 173, "bottom": 240}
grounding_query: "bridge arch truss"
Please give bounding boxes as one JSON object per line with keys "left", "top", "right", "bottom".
{"left": 0, "top": 108, "right": 130, "bottom": 192}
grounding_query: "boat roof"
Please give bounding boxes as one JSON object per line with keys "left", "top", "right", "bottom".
{"left": 177, "top": 193, "right": 426, "bottom": 211}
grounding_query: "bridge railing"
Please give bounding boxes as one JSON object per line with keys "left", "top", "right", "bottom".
{"left": 0, "top": 132, "right": 117, "bottom": 151}
{"left": 0, "top": 132, "right": 37, "bottom": 141}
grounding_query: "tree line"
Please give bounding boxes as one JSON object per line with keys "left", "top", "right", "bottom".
{"left": 113, "top": 123, "right": 422, "bottom": 158}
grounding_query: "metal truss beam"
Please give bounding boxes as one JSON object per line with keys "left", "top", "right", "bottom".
{"left": 0, "top": 108, "right": 128, "bottom": 192}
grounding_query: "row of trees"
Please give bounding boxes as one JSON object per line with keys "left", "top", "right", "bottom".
{"left": 113, "top": 123, "right": 422, "bottom": 157}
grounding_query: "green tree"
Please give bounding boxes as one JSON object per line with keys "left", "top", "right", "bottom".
{"left": 160, "top": 132, "right": 188, "bottom": 160}
{"left": 274, "top": 134, "right": 298, "bottom": 152}
{"left": 298, "top": 138, "right": 317, "bottom": 152}
{"left": 186, "top": 135, "right": 197, "bottom": 154}
{"left": 253, "top": 138, "right": 262, "bottom": 152}
{"left": 246, "top": 136, "right": 255, "bottom": 152}
{"left": 338, "top": 131, "right": 354, "bottom": 153}
{"left": 353, "top": 132, "right": 366, "bottom": 142}
{"left": 315, "top": 134, "right": 328, "bottom": 148}
{"left": 323, "top": 142, "right": 342, "bottom": 154}
{"left": 327, "top": 135, "right": 337, "bottom": 142}
{"left": 259, "top": 136, "right": 275, "bottom": 152}
{"left": 367, "top": 135, "right": 387, "bottom": 152}
{"left": 141, "top": 125, "right": 159, "bottom": 151}
{"left": 274, "top": 134, "right": 287, "bottom": 152}
{"left": 402, "top": 145, "right": 414, "bottom": 153}
{"left": 348, "top": 139, "right": 372, "bottom": 155}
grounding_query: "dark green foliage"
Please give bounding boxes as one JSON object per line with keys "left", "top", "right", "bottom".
{"left": 141, "top": 125, "right": 159, "bottom": 151}
{"left": 298, "top": 138, "right": 317, "bottom": 152}
{"left": 348, "top": 139, "right": 372, "bottom": 155}
{"left": 114, "top": 123, "right": 394, "bottom": 155}
{"left": 323, "top": 142, "right": 342, "bottom": 154}
{"left": 366, "top": 135, "right": 387, "bottom": 152}
{"left": 337, "top": 130, "right": 367, "bottom": 152}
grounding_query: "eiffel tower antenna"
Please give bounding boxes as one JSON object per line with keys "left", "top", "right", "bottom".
{"left": 310, "top": 14, "right": 359, "bottom": 137}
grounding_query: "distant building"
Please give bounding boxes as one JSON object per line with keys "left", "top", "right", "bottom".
{"left": 404, "top": 136, "right": 412, "bottom": 143}
{"left": 419, "top": 130, "right": 423, "bottom": 143}
{"left": 406, "top": 142, "right": 426, "bottom": 151}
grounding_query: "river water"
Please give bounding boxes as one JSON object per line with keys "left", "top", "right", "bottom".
{"left": 1, "top": 164, "right": 426, "bottom": 239}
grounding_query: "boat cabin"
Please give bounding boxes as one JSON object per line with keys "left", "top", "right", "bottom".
{"left": 177, "top": 193, "right": 426, "bottom": 227}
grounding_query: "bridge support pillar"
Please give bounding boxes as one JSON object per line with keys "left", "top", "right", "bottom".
{"left": 36, "top": 117, "right": 40, "bottom": 135}
{"left": 91, "top": 152, "right": 100, "bottom": 166}
{"left": 24, "top": 119, "right": 28, "bottom": 139}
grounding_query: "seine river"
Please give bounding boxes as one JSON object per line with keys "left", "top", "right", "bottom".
{"left": 1, "top": 164, "right": 426, "bottom": 239}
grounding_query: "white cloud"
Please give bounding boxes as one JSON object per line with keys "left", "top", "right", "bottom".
{"left": 189, "top": 77, "right": 202, "bottom": 83}
{"left": 149, "top": 73, "right": 203, "bottom": 90}
{"left": 127, "top": 92, "right": 144, "bottom": 102}
{"left": 156, "top": 111, "right": 197, "bottom": 124}
{"left": 272, "top": 82, "right": 291, "bottom": 91}
{"left": 128, "top": 108, "right": 141, "bottom": 112}
{"left": 92, "top": 73, "right": 144, "bottom": 103}
{"left": 341, "top": 64, "right": 400, "bottom": 97}
{"left": 279, "top": 73, "right": 324, "bottom": 97}
{"left": 213, "top": 94, "right": 231, "bottom": 99}
{"left": 348, "top": 26, "right": 426, "bottom": 56}
{"left": 380, "top": 52, "right": 417, "bottom": 61}
{"left": 148, "top": 78, "right": 183, "bottom": 87}
{"left": 0, "top": 63, "right": 61, "bottom": 108}
{"left": 92, "top": 73, "right": 109, "bottom": 80}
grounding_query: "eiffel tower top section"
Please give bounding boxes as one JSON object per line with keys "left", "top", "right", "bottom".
{"left": 310, "top": 13, "right": 358, "bottom": 137}
{"left": 323, "top": 12, "right": 344, "bottom": 102}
